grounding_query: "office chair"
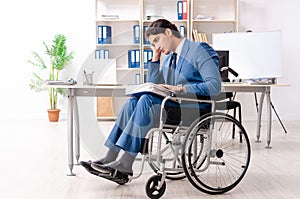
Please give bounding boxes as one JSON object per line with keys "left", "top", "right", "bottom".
{"left": 215, "top": 51, "right": 242, "bottom": 139}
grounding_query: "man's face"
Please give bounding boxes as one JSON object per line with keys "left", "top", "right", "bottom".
{"left": 148, "top": 29, "right": 173, "bottom": 55}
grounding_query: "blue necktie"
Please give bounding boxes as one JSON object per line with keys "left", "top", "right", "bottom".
{"left": 168, "top": 53, "right": 177, "bottom": 85}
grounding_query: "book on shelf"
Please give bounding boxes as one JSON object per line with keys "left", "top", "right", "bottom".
{"left": 192, "top": 29, "right": 208, "bottom": 43}
{"left": 125, "top": 82, "right": 175, "bottom": 99}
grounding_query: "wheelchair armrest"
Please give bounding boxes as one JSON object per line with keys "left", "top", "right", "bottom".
{"left": 163, "top": 92, "right": 216, "bottom": 112}
{"left": 171, "top": 92, "right": 210, "bottom": 100}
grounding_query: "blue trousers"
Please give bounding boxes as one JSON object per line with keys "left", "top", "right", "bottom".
{"left": 104, "top": 94, "right": 178, "bottom": 154}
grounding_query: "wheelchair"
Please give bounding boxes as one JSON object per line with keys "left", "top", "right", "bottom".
{"left": 128, "top": 93, "right": 251, "bottom": 199}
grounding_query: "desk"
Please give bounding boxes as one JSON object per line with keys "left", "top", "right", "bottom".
{"left": 63, "top": 85, "right": 126, "bottom": 176}
{"left": 222, "top": 83, "right": 274, "bottom": 148}
{"left": 55, "top": 83, "right": 278, "bottom": 176}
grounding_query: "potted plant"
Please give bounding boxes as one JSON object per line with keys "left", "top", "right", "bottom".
{"left": 28, "top": 34, "right": 74, "bottom": 122}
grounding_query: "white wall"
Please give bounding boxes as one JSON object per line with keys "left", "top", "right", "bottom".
{"left": 0, "top": 0, "right": 299, "bottom": 121}
{"left": 238, "top": 0, "right": 300, "bottom": 120}
{"left": 0, "top": 0, "right": 95, "bottom": 120}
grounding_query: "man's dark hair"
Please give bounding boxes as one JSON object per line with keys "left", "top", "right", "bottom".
{"left": 145, "top": 19, "right": 182, "bottom": 39}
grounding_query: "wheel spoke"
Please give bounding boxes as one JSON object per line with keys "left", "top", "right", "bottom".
{"left": 182, "top": 113, "right": 251, "bottom": 194}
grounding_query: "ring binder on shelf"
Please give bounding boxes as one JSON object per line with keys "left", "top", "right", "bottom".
{"left": 128, "top": 49, "right": 140, "bottom": 68}
{"left": 177, "top": 1, "right": 183, "bottom": 20}
{"left": 143, "top": 49, "right": 153, "bottom": 69}
{"left": 179, "top": 25, "right": 185, "bottom": 37}
{"left": 143, "top": 26, "right": 150, "bottom": 44}
{"left": 98, "top": 25, "right": 112, "bottom": 44}
{"left": 182, "top": 0, "right": 187, "bottom": 20}
{"left": 133, "top": 25, "right": 140, "bottom": 44}
{"left": 95, "top": 49, "right": 109, "bottom": 59}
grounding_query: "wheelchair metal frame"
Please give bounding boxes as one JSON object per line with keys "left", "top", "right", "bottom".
{"left": 128, "top": 94, "right": 251, "bottom": 199}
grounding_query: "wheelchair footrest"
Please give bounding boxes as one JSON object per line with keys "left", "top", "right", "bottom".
{"left": 82, "top": 162, "right": 129, "bottom": 185}
{"left": 96, "top": 170, "right": 130, "bottom": 185}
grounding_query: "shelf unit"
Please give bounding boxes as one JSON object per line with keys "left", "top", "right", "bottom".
{"left": 94, "top": 0, "right": 238, "bottom": 117}
{"left": 95, "top": 0, "right": 238, "bottom": 84}
{"left": 190, "top": 0, "right": 238, "bottom": 44}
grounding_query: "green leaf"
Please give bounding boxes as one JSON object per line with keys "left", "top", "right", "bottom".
{"left": 28, "top": 34, "right": 74, "bottom": 110}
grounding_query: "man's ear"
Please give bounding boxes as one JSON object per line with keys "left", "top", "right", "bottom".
{"left": 165, "top": 28, "right": 172, "bottom": 36}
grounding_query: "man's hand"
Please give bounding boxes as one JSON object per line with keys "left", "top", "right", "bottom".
{"left": 160, "top": 84, "right": 185, "bottom": 93}
{"left": 150, "top": 45, "right": 163, "bottom": 62}
{"left": 150, "top": 45, "right": 171, "bottom": 62}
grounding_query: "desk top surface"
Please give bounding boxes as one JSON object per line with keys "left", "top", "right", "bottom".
{"left": 47, "top": 83, "right": 289, "bottom": 90}
{"left": 47, "top": 83, "right": 290, "bottom": 97}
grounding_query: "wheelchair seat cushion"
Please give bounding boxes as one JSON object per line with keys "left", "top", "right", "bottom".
{"left": 163, "top": 106, "right": 211, "bottom": 126}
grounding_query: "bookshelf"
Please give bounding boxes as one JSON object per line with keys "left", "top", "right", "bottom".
{"left": 94, "top": 0, "right": 239, "bottom": 118}
{"left": 191, "top": 0, "right": 239, "bottom": 44}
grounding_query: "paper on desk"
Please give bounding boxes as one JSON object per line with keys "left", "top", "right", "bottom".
{"left": 45, "top": 79, "right": 77, "bottom": 85}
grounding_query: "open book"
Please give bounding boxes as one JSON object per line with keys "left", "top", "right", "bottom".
{"left": 125, "top": 83, "right": 174, "bottom": 98}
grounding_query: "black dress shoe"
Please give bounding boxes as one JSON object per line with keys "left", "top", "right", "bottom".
{"left": 80, "top": 160, "right": 104, "bottom": 173}
{"left": 80, "top": 160, "right": 93, "bottom": 172}
{"left": 91, "top": 161, "right": 133, "bottom": 176}
{"left": 91, "top": 162, "right": 114, "bottom": 174}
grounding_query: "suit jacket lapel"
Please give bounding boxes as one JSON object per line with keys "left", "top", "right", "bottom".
{"left": 175, "top": 40, "right": 190, "bottom": 84}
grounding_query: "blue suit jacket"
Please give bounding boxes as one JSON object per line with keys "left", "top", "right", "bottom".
{"left": 147, "top": 40, "right": 221, "bottom": 97}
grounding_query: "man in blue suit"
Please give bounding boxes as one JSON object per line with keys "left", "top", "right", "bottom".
{"left": 80, "top": 19, "right": 221, "bottom": 182}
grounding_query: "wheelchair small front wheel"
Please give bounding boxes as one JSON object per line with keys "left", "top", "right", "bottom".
{"left": 145, "top": 175, "right": 166, "bottom": 199}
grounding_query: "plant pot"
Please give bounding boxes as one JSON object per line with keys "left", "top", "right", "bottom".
{"left": 47, "top": 109, "right": 61, "bottom": 122}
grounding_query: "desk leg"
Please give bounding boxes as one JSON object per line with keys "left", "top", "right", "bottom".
{"left": 256, "top": 93, "right": 265, "bottom": 143}
{"left": 266, "top": 90, "right": 272, "bottom": 149}
{"left": 67, "top": 91, "right": 75, "bottom": 176}
{"left": 74, "top": 97, "right": 80, "bottom": 164}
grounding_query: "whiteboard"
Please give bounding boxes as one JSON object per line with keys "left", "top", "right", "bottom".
{"left": 212, "top": 31, "right": 282, "bottom": 80}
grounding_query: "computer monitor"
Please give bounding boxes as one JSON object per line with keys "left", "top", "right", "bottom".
{"left": 216, "top": 50, "right": 230, "bottom": 82}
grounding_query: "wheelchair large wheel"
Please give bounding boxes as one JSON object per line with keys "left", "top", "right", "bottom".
{"left": 182, "top": 112, "right": 251, "bottom": 194}
{"left": 147, "top": 129, "right": 186, "bottom": 180}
